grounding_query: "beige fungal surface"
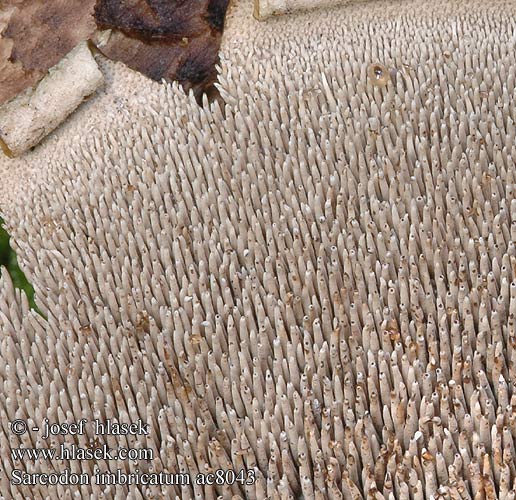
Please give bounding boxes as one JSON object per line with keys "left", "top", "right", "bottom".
{"left": 1, "top": 0, "right": 516, "bottom": 498}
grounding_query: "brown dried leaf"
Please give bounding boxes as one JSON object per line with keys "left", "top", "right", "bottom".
{"left": 94, "top": 0, "right": 229, "bottom": 99}
{"left": 99, "top": 30, "right": 220, "bottom": 98}
{"left": 0, "top": 0, "right": 97, "bottom": 105}
{"left": 94, "top": 0, "right": 208, "bottom": 40}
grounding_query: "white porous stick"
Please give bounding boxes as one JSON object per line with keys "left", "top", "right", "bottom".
{"left": 254, "top": 0, "right": 360, "bottom": 20}
{"left": 0, "top": 41, "right": 103, "bottom": 157}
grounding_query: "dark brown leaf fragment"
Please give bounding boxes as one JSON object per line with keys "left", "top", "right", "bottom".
{"left": 94, "top": 0, "right": 230, "bottom": 100}
{"left": 94, "top": 0, "right": 209, "bottom": 40}
{"left": 0, "top": 0, "right": 97, "bottom": 105}
{"left": 205, "top": 0, "right": 230, "bottom": 32}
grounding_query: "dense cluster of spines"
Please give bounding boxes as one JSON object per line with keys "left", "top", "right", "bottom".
{"left": 0, "top": 0, "right": 515, "bottom": 498}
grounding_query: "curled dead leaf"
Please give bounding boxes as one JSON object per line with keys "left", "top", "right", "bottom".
{"left": 93, "top": 0, "right": 229, "bottom": 99}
